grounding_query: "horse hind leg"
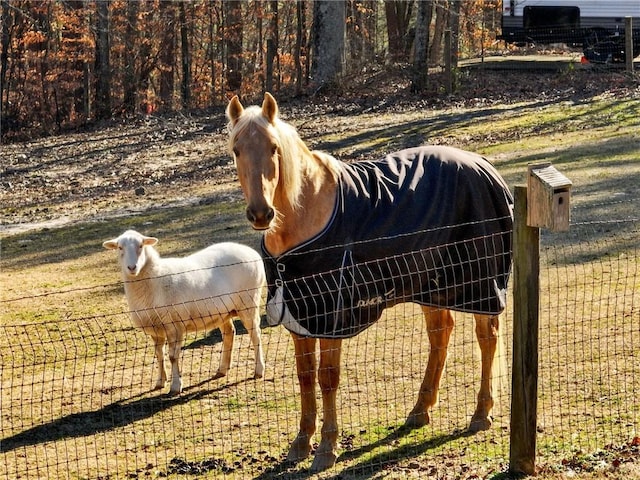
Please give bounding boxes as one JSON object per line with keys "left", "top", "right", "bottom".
{"left": 469, "top": 313, "right": 500, "bottom": 432}
{"left": 406, "top": 306, "right": 455, "bottom": 428}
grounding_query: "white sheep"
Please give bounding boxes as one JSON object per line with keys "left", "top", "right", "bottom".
{"left": 103, "top": 229, "right": 266, "bottom": 395}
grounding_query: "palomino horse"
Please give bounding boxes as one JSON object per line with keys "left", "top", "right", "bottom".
{"left": 226, "top": 93, "right": 513, "bottom": 472}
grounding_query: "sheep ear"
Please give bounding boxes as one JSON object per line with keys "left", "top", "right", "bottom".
{"left": 103, "top": 239, "right": 119, "bottom": 250}
{"left": 226, "top": 95, "right": 244, "bottom": 126}
{"left": 142, "top": 236, "right": 158, "bottom": 246}
{"left": 262, "top": 92, "right": 278, "bottom": 124}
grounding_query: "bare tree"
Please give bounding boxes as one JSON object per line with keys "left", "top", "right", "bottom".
{"left": 95, "top": 0, "right": 111, "bottom": 119}
{"left": 159, "top": 1, "right": 176, "bottom": 111}
{"left": 429, "top": 0, "right": 448, "bottom": 64}
{"left": 412, "top": 0, "right": 432, "bottom": 92}
{"left": 384, "top": 0, "right": 414, "bottom": 61}
{"left": 311, "top": 0, "right": 345, "bottom": 88}
{"left": 224, "top": 1, "right": 243, "bottom": 92}
{"left": 123, "top": 0, "right": 138, "bottom": 113}
{"left": 449, "top": 0, "right": 461, "bottom": 69}
{"left": 265, "top": 0, "right": 278, "bottom": 93}
{"left": 180, "top": 1, "right": 191, "bottom": 107}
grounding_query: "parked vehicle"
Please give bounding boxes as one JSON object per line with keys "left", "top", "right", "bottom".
{"left": 498, "top": 0, "right": 640, "bottom": 62}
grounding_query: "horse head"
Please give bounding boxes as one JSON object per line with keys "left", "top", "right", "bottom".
{"left": 226, "top": 93, "right": 281, "bottom": 230}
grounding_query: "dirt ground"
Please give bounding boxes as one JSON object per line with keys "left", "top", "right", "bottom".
{"left": 2, "top": 64, "right": 638, "bottom": 237}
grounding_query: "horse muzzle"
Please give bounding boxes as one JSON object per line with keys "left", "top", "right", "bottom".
{"left": 246, "top": 205, "right": 275, "bottom": 230}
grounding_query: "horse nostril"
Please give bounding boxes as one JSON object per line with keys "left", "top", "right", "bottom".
{"left": 266, "top": 208, "right": 275, "bottom": 222}
{"left": 246, "top": 207, "right": 256, "bottom": 223}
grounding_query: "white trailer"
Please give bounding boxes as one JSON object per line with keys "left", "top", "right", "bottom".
{"left": 499, "top": 0, "right": 640, "bottom": 62}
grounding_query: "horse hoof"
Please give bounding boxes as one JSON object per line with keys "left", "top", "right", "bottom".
{"left": 212, "top": 371, "right": 226, "bottom": 380}
{"left": 310, "top": 451, "right": 337, "bottom": 472}
{"left": 405, "top": 409, "right": 430, "bottom": 428}
{"left": 286, "top": 437, "right": 312, "bottom": 464}
{"left": 468, "top": 415, "right": 492, "bottom": 433}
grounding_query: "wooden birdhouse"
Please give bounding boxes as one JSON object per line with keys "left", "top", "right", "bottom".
{"left": 527, "top": 163, "right": 572, "bottom": 231}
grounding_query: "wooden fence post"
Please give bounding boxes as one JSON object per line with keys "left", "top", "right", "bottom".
{"left": 625, "top": 17, "right": 634, "bottom": 73}
{"left": 509, "top": 185, "right": 540, "bottom": 475}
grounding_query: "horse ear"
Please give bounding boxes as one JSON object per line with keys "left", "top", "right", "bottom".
{"left": 262, "top": 92, "right": 278, "bottom": 124}
{"left": 226, "top": 95, "right": 244, "bottom": 126}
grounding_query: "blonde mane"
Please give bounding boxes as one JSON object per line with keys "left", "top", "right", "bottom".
{"left": 228, "top": 105, "right": 341, "bottom": 210}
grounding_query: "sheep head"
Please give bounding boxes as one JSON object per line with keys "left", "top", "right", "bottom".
{"left": 103, "top": 230, "right": 158, "bottom": 277}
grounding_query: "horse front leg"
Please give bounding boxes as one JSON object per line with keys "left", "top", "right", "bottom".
{"left": 469, "top": 313, "right": 500, "bottom": 432}
{"left": 287, "top": 334, "right": 318, "bottom": 464}
{"left": 311, "top": 338, "right": 342, "bottom": 472}
{"left": 406, "top": 306, "right": 454, "bottom": 428}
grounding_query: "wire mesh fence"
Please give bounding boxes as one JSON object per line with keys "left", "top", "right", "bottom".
{"left": 1, "top": 209, "right": 639, "bottom": 479}
{"left": 0, "top": 302, "right": 512, "bottom": 479}
{"left": 536, "top": 216, "right": 640, "bottom": 472}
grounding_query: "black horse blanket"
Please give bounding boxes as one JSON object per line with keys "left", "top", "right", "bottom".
{"left": 262, "top": 146, "right": 514, "bottom": 338}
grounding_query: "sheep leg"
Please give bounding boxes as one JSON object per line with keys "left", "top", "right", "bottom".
{"left": 237, "top": 307, "right": 265, "bottom": 379}
{"left": 214, "top": 319, "right": 235, "bottom": 379}
{"left": 152, "top": 334, "right": 167, "bottom": 390}
{"left": 167, "top": 336, "right": 185, "bottom": 395}
{"left": 406, "top": 306, "right": 454, "bottom": 427}
{"left": 469, "top": 313, "right": 500, "bottom": 432}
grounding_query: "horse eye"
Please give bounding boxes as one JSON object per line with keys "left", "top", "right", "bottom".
{"left": 233, "top": 147, "right": 240, "bottom": 157}
{"left": 271, "top": 145, "right": 277, "bottom": 155}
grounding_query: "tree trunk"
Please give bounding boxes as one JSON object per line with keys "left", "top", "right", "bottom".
{"left": 411, "top": 0, "right": 431, "bottom": 92}
{"left": 429, "top": 0, "right": 448, "bottom": 64}
{"left": 180, "top": 1, "right": 191, "bottom": 107}
{"left": 208, "top": 1, "right": 219, "bottom": 105}
{"left": 384, "top": 0, "right": 413, "bottom": 61}
{"left": 294, "top": 1, "right": 305, "bottom": 94}
{"left": 224, "top": 1, "right": 243, "bottom": 93}
{"left": 1, "top": 0, "right": 12, "bottom": 126}
{"left": 361, "top": 1, "right": 377, "bottom": 63}
{"left": 123, "top": 0, "right": 138, "bottom": 114}
{"left": 448, "top": 0, "right": 461, "bottom": 69}
{"left": 266, "top": 1, "right": 278, "bottom": 93}
{"left": 159, "top": 1, "right": 176, "bottom": 111}
{"left": 95, "top": 0, "right": 111, "bottom": 120}
{"left": 311, "top": 0, "right": 345, "bottom": 88}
